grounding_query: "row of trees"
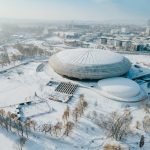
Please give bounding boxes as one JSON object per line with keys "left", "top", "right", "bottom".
{"left": 0, "top": 47, "right": 22, "bottom": 68}
{"left": 72, "top": 94, "right": 88, "bottom": 122}
{"left": 0, "top": 49, "right": 10, "bottom": 67}
{"left": 14, "top": 44, "right": 51, "bottom": 58}
{"left": 0, "top": 94, "right": 88, "bottom": 138}
{"left": 41, "top": 94, "right": 88, "bottom": 137}
{"left": 0, "top": 109, "right": 36, "bottom": 138}
{"left": 0, "top": 43, "right": 53, "bottom": 68}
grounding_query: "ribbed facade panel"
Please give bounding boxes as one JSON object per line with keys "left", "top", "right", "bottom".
{"left": 49, "top": 49, "right": 131, "bottom": 79}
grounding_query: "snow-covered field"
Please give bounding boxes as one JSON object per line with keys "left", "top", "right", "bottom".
{"left": 0, "top": 53, "right": 150, "bottom": 150}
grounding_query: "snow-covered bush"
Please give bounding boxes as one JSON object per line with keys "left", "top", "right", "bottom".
{"left": 103, "top": 139, "right": 129, "bottom": 150}
{"left": 143, "top": 115, "right": 150, "bottom": 133}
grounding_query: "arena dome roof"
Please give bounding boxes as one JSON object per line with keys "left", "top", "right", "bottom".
{"left": 98, "top": 77, "right": 147, "bottom": 102}
{"left": 49, "top": 48, "right": 131, "bottom": 79}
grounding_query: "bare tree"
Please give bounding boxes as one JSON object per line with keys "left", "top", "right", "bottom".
{"left": 53, "top": 121, "right": 63, "bottom": 136}
{"left": 143, "top": 115, "right": 150, "bottom": 134}
{"left": 72, "top": 107, "right": 79, "bottom": 122}
{"left": 17, "top": 121, "right": 24, "bottom": 137}
{"left": 71, "top": 95, "right": 88, "bottom": 122}
{"left": 41, "top": 124, "right": 51, "bottom": 135}
{"left": 24, "top": 119, "right": 32, "bottom": 138}
{"left": 29, "top": 120, "right": 37, "bottom": 131}
{"left": 89, "top": 110, "right": 132, "bottom": 141}
{"left": 0, "top": 109, "right": 9, "bottom": 130}
{"left": 14, "top": 137, "right": 27, "bottom": 150}
{"left": 7, "top": 111, "right": 13, "bottom": 131}
{"left": 24, "top": 118, "right": 37, "bottom": 135}
{"left": 0, "top": 109, "right": 6, "bottom": 127}
{"left": 64, "top": 121, "right": 74, "bottom": 136}
{"left": 62, "top": 106, "right": 70, "bottom": 124}
{"left": 78, "top": 94, "right": 88, "bottom": 116}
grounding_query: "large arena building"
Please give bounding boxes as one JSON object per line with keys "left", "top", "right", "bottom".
{"left": 49, "top": 48, "right": 131, "bottom": 79}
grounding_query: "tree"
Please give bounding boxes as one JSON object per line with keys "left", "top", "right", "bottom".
{"left": 72, "top": 107, "right": 79, "bottom": 122}
{"left": 62, "top": 106, "right": 70, "bottom": 123}
{"left": 64, "top": 121, "right": 74, "bottom": 136}
{"left": 3, "top": 116, "right": 9, "bottom": 131}
{"left": 24, "top": 119, "right": 31, "bottom": 138}
{"left": 53, "top": 122, "right": 62, "bottom": 136}
{"left": 0, "top": 109, "right": 5, "bottom": 118}
{"left": 0, "top": 49, "right": 10, "bottom": 66}
{"left": 24, "top": 118, "right": 37, "bottom": 132}
{"left": 30, "top": 120, "right": 37, "bottom": 131}
{"left": 41, "top": 124, "right": 51, "bottom": 135}
{"left": 0, "top": 109, "right": 5, "bottom": 127}
{"left": 143, "top": 115, "right": 150, "bottom": 134}
{"left": 7, "top": 111, "right": 13, "bottom": 131}
{"left": 77, "top": 94, "right": 88, "bottom": 116}
{"left": 17, "top": 121, "right": 24, "bottom": 137}
{"left": 14, "top": 137, "right": 27, "bottom": 150}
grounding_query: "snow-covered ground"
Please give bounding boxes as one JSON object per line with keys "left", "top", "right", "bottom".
{"left": 0, "top": 53, "right": 150, "bottom": 150}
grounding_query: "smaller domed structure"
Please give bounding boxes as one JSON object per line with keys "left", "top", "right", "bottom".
{"left": 98, "top": 77, "right": 147, "bottom": 102}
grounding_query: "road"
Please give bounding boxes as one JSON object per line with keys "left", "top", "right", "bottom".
{"left": 0, "top": 58, "right": 48, "bottom": 74}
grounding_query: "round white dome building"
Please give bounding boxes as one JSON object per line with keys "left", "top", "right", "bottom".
{"left": 49, "top": 48, "right": 131, "bottom": 79}
{"left": 98, "top": 77, "right": 147, "bottom": 102}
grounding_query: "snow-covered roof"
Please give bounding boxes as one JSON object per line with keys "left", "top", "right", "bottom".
{"left": 46, "top": 36, "right": 63, "bottom": 42}
{"left": 56, "top": 48, "right": 124, "bottom": 65}
{"left": 97, "top": 77, "right": 147, "bottom": 102}
{"left": 49, "top": 48, "right": 131, "bottom": 79}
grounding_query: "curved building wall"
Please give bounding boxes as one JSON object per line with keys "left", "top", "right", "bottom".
{"left": 49, "top": 49, "right": 131, "bottom": 80}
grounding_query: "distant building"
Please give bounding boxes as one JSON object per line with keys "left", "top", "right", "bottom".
{"left": 145, "top": 27, "right": 150, "bottom": 36}
{"left": 137, "top": 44, "right": 145, "bottom": 51}
{"left": 114, "top": 39, "right": 122, "bottom": 47}
{"left": 121, "top": 40, "right": 131, "bottom": 50}
{"left": 100, "top": 37, "right": 107, "bottom": 44}
{"left": 131, "top": 43, "right": 146, "bottom": 51}
{"left": 55, "top": 32, "right": 79, "bottom": 39}
{"left": 121, "top": 27, "right": 126, "bottom": 33}
{"left": 107, "top": 38, "right": 114, "bottom": 46}
{"left": 110, "top": 29, "right": 120, "bottom": 34}
{"left": 64, "top": 40, "right": 89, "bottom": 48}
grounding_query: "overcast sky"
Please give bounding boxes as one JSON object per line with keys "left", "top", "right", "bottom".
{"left": 0, "top": 0, "right": 149, "bottom": 22}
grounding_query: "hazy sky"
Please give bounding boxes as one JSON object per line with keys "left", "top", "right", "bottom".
{"left": 0, "top": 0, "right": 149, "bottom": 22}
